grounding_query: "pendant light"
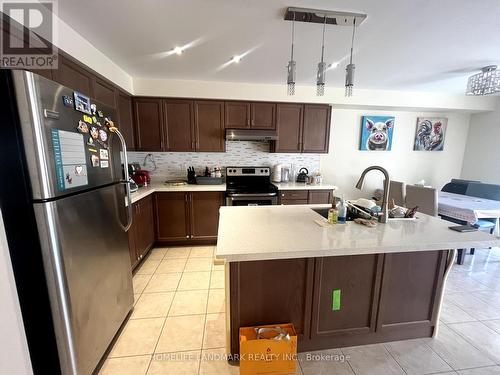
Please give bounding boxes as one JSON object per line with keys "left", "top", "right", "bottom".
{"left": 345, "top": 18, "right": 356, "bottom": 97}
{"left": 286, "top": 12, "right": 296, "bottom": 95}
{"left": 316, "top": 16, "right": 327, "bottom": 96}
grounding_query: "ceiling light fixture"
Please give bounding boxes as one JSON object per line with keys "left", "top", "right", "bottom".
{"left": 466, "top": 65, "right": 500, "bottom": 96}
{"left": 286, "top": 12, "right": 297, "bottom": 95}
{"left": 231, "top": 55, "right": 242, "bottom": 63}
{"left": 316, "top": 16, "right": 327, "bottom": 96}
{"left": 345, "top": 18, "right": 357, "bottom": 97}
{"left": 173, "top": 46, "right": 183, "bottom": 55}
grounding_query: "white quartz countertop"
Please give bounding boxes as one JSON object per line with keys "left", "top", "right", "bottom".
{"left": 272, "top": 182, "right": 337, "bottom": 191}
{"left": 130, "top": 182, "right": 226, "bottom": 204}
{"left": 129, "top": 181, "right": 337, "bottom": 204}
{"left": 215, "top": 205, "right": 500, "bottom": 262}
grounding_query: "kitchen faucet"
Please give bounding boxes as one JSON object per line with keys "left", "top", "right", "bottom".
{"left": 355, "top": 166, "right": 390, "bottom": 223}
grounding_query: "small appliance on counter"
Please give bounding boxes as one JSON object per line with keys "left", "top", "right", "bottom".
{"left": 128, "top": 178, "right": 138, "bottom": 193}
{"left": 281, "top": 167, "right": 290, "bottom": 182}
{"left": 296, "top": 167, "right": 309, "bottom": 183}
{"left": 131, "top": 169, "right": 150, "bottom": 187}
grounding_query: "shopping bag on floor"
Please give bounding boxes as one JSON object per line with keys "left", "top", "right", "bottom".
{"left": 239, "top": 323, "right": 297, "bottom": 375}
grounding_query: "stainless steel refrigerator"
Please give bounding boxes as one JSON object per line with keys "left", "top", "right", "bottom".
{"left": 7, "top": 70, "right": 134, "bottom": 375}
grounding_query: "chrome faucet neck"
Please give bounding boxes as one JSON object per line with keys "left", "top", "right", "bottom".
{"left": 355, "top": 166, "right": 390, "bottom": 223}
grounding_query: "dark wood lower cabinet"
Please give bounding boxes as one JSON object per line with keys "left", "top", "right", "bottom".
{"left": 229, "top": 250, "right": 447, "bottom": 355}
{"left": 280, "top": 189, "right": 333, "bottom": 205}
{"left": 155, "top": 191, "right": 224, "bottom": 245}
{"left": 308, "top": 190, "right": 332, "bottom": 204}
{"left": 128, "top": 195, "right": 155, "bottom": 270}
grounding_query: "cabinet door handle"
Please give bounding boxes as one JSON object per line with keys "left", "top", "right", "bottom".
{"left": 251, "top": 119, "right": 255, "bottom": 126}
{"left": 186, "top": 235, "right": 189, "bottom": 238}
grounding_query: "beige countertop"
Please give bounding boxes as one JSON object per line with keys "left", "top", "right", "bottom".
{"left": 215, "top": 205, "right": 500, "bottom": 262}
{"left": 129, "top": 181, "right": 337, "bottom": 204}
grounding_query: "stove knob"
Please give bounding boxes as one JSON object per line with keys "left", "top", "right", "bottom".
{"left": 260, "top": 169, "right": 264, "bottom": 173}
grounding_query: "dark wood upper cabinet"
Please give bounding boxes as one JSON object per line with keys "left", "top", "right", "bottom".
{"left": 155, "top": 192, "right": 190, "bottom": 242}
{"left": 251, "top": 102, "right": 276, "bottom": 129}
{"left": 302, "top": 104, "right": 331, "bottom": 153}
{"left": 194, "top": 101, "right": 225, "bottom": 152}
{"left": 273, "top": 104, "right": 303, "bottom": 153}
{"left": 190, "top": 192, "right": 224, "bottom": 240}
{"left": 92, "top": 77, "right": 116, "bottom": 108}
{"left": 225, "top": 101, "right": 250, "bottom": 129}
{"left": 117, "top": 92, "right": 135, "bottom": 151}
{"left": 164, "top": 99, "right": 195, "bottom": 152}
{"left": 52, "top": 55, "right": 93, "bottom": 96}
{"left": 133, "top": 97, "right": 164, "bottom": 151}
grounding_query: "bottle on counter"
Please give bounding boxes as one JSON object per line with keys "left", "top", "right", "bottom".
{"left": 338, "top": 196, "right": 347, "bottom": 224}
{"left": 328, "top": 207, "right": 338, "bottom": 224}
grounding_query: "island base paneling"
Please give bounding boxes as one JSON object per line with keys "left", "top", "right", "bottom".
{"left": 228, "top": 250, "right": 447, "bottom": 356}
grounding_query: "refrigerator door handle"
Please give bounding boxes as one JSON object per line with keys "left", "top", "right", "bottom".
{"left": 109, "top": 127, "right": 133, "bottom": 231}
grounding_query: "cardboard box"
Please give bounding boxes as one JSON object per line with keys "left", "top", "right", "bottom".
{"left": 240, "top": 323, "right": 297, "bottom": 375}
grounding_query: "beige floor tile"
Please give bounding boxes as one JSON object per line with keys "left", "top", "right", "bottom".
{"left": 441, "top": 301, "right": 477, "bottom": 324}
{"left": 185, "top": 257, "right": 213, "bottom": 272}
{"left": 483, "top": 319, "right": 500, "bottom": 335}
{"left": 155, "top": 315, "right": 205, "bottom": 353}
{"left": 169, "top": 290, "right": 208, "bottom": 316}
{"left": 207, "top": 289, "right": 225, "bottom": 314}
{"left": 135, "top": 259, "right": 161, "bottom": 275}
{"left": 131, "top": 292, "right": 174, "bottom": 319}
{"left": 200, "top": 348, "right": 239, "bottom": 375}
{"left": 143, "top": 273, "right": 181, "bottom": 293}
{"left": 178, "top": 271, "right": 211, "bottom": 291}
{"left": 342, "top": 344, "right": 405, "bottom": 375}
{"left": 148, "top": 351, "right": 200, "bottom": 375}
{"left": 384, "top": 338, "right": 452, "bottom": 375}
{"left": 299, "top": 348, "right": 354, "bottom": 375}
{"left": 155, "top": 258, "right": 187, "bottom": 274}
{"left": 448, "top": 321, "right": 500, "bottom": 363}
{"left": 109, "top": 318, "right": 164, "bottom": 358}
{"left": 475, "top": 290, "right": 500, "bottom": 307}
{"left": 427, "top": 324, "right": 494, "bottom": 370}
{"left": 210, "top": 270, "right": 225, "bottom": 289}
{"left": 203, "top": 313, "right": 226, "bottom": 349}
{"left": 99, "top": 355, "right": 151, "bottom": 375}
{"left": 457, "top": 367, "right": 500, "bottom": 374}
{"left": 190, "top": 246, "right": 215, "bottom": 258}
{"left": 447, "top": 292, "right": 500, "bottom": 320}
{"left": 164, "top": 247, "right": 191, "bottom": 259}
{"left": 133, "top": 274, "right": 153, "bottom": 294}
{"left": 147, "top": 248, "right": 168, "bottom": 261}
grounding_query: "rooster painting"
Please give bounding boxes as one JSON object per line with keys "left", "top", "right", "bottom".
{"left": 414, "top": 117, "right": 447, "bottom": 151}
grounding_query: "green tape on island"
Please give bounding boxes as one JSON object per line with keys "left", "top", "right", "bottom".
{"left": 332, "top": 289, "right": 341, "bottom": 311}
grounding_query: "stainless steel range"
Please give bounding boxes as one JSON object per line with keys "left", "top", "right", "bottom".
{"left": 225, "top": 167, "right": 278, "bottom": 206}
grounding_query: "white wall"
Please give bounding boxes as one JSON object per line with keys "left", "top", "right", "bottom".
{"left": 461, "top": 98, "right": 500, "bottom": 184}
{"left": 0, "top": 210, "right": 33, "bottom": 375}
{"left": 321, "top": 109, "right": 471, "bottom": 198}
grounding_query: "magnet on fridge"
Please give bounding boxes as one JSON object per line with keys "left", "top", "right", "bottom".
{"left": 97, "top": 110, "right": 104, "bottom": 118}
{"left": 91, "top": 154, "right": 99, "bottom": 167}
{"left": 87, "top": 147, "right": 97, "bottom": 153}
{"left": 90, "top": 103, "right": 97, "bottom": 115}
{"left": 73, "top": 91, "right": 91, "bottom": 114}
{"left": 90, "top": 127, "right": 99, "bottom": 139}
{"left": 100, "top": 160, "right": 109, "bottom": 168}
{"left": 74, "top": 165, "right": 84, "bottom": 176}
{"left": 77, "top": 120, "right": 89, "bottom": 133}
{"left": 86, "top": 136, "right": 94, "bottom": 146}
{"left": 83, "top": 115, "right": 93, "bottom": 124}
{"left": 62, "top": 95, "right": 74, "bottom": 108}
{"left": 99, "top": 149, "right": 109, "bottom": 160}
{"left": 97, "top": 139, "right": 108, "bottom": 149}
{"left": 98, "top": 129, "right": 108, "bottom": 142}
{"left": 92, "top": 116, "right": 97, "bottom": 124}
{"left": 96, "top": 121, "right": 102, "bottom": 127}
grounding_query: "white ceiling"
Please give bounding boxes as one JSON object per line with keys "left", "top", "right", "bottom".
{"left": 57, "top": 0, "right": 500, "bottom": 93}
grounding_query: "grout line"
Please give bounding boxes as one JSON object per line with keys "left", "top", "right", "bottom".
{"left": 197, "top": 251, "right": 215, "bottom": 374}
{"left": 380, "top": 343, "right": 409, "bottom": 375}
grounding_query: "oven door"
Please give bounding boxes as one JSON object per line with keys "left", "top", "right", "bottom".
{"left": 226, "top": 193, "right": 277, "bottom": 206}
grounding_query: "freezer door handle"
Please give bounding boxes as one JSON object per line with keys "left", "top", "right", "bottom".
{"left": 110, "top": 127, "right": 133, "bottom": 231}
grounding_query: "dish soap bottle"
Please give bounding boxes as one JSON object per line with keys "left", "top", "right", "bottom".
{"left": 338, "top": 196, "right": 347, "bottom": 224}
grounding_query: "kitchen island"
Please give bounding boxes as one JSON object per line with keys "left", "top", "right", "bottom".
{"left": 215, "top": 205, "right": 500, "bottom": 355}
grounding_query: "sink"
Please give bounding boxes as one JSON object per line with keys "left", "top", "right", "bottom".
{"left": 311, "top": 208, "right": 355, "bottom": 221}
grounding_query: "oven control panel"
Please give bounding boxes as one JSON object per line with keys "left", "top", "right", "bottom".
{"left": 226, "top": 167, "right": 270, "bottom": 176}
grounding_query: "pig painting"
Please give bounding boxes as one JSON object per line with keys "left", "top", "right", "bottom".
{"left": 359, "top": 116, "right": 395, "bottom": 151}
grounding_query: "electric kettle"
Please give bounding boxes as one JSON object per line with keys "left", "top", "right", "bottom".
{"left": 296, "top": 167, "right": 309, "bottom": 183}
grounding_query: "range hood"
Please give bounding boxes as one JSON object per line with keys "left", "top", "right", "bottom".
{"left": 225, "top": 129, "right": 278, "bottom": 141}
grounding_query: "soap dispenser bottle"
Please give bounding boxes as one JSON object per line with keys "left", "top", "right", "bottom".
{"left": 338, "top": 196, "right": 347, "bottom": 224}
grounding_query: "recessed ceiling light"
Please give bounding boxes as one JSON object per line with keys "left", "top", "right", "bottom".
{"left": 173, "top": 46, "right": 183, "bottom": 55}
{"left": 328, "top": 62, "right": 339, "bottom": 69}
{"left": 231, "top": 55, "right": 242, "bottom": 63}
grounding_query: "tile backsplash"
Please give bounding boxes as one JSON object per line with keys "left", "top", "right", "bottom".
{"left": 127, "top": 141, "right": 321, "bottom": 181}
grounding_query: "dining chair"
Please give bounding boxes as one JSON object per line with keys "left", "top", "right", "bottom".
{"left": 387, "top": 180, "right": 405, "bottom": 206}
{"left": 405, "top": 185, "right": 438, "bottom": 216}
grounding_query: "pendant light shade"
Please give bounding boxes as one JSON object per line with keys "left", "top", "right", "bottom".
{"left": 466, "top": 65, "right": 500, "bottom": 96}
{"left": 316, "top": 17, "right": 327, "bottom": 96}
{"left": 287, "top": 13, "right": 296, "bottom": 95}
{"left": 345, "top": 18, "right": 357, "bottom": 97}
